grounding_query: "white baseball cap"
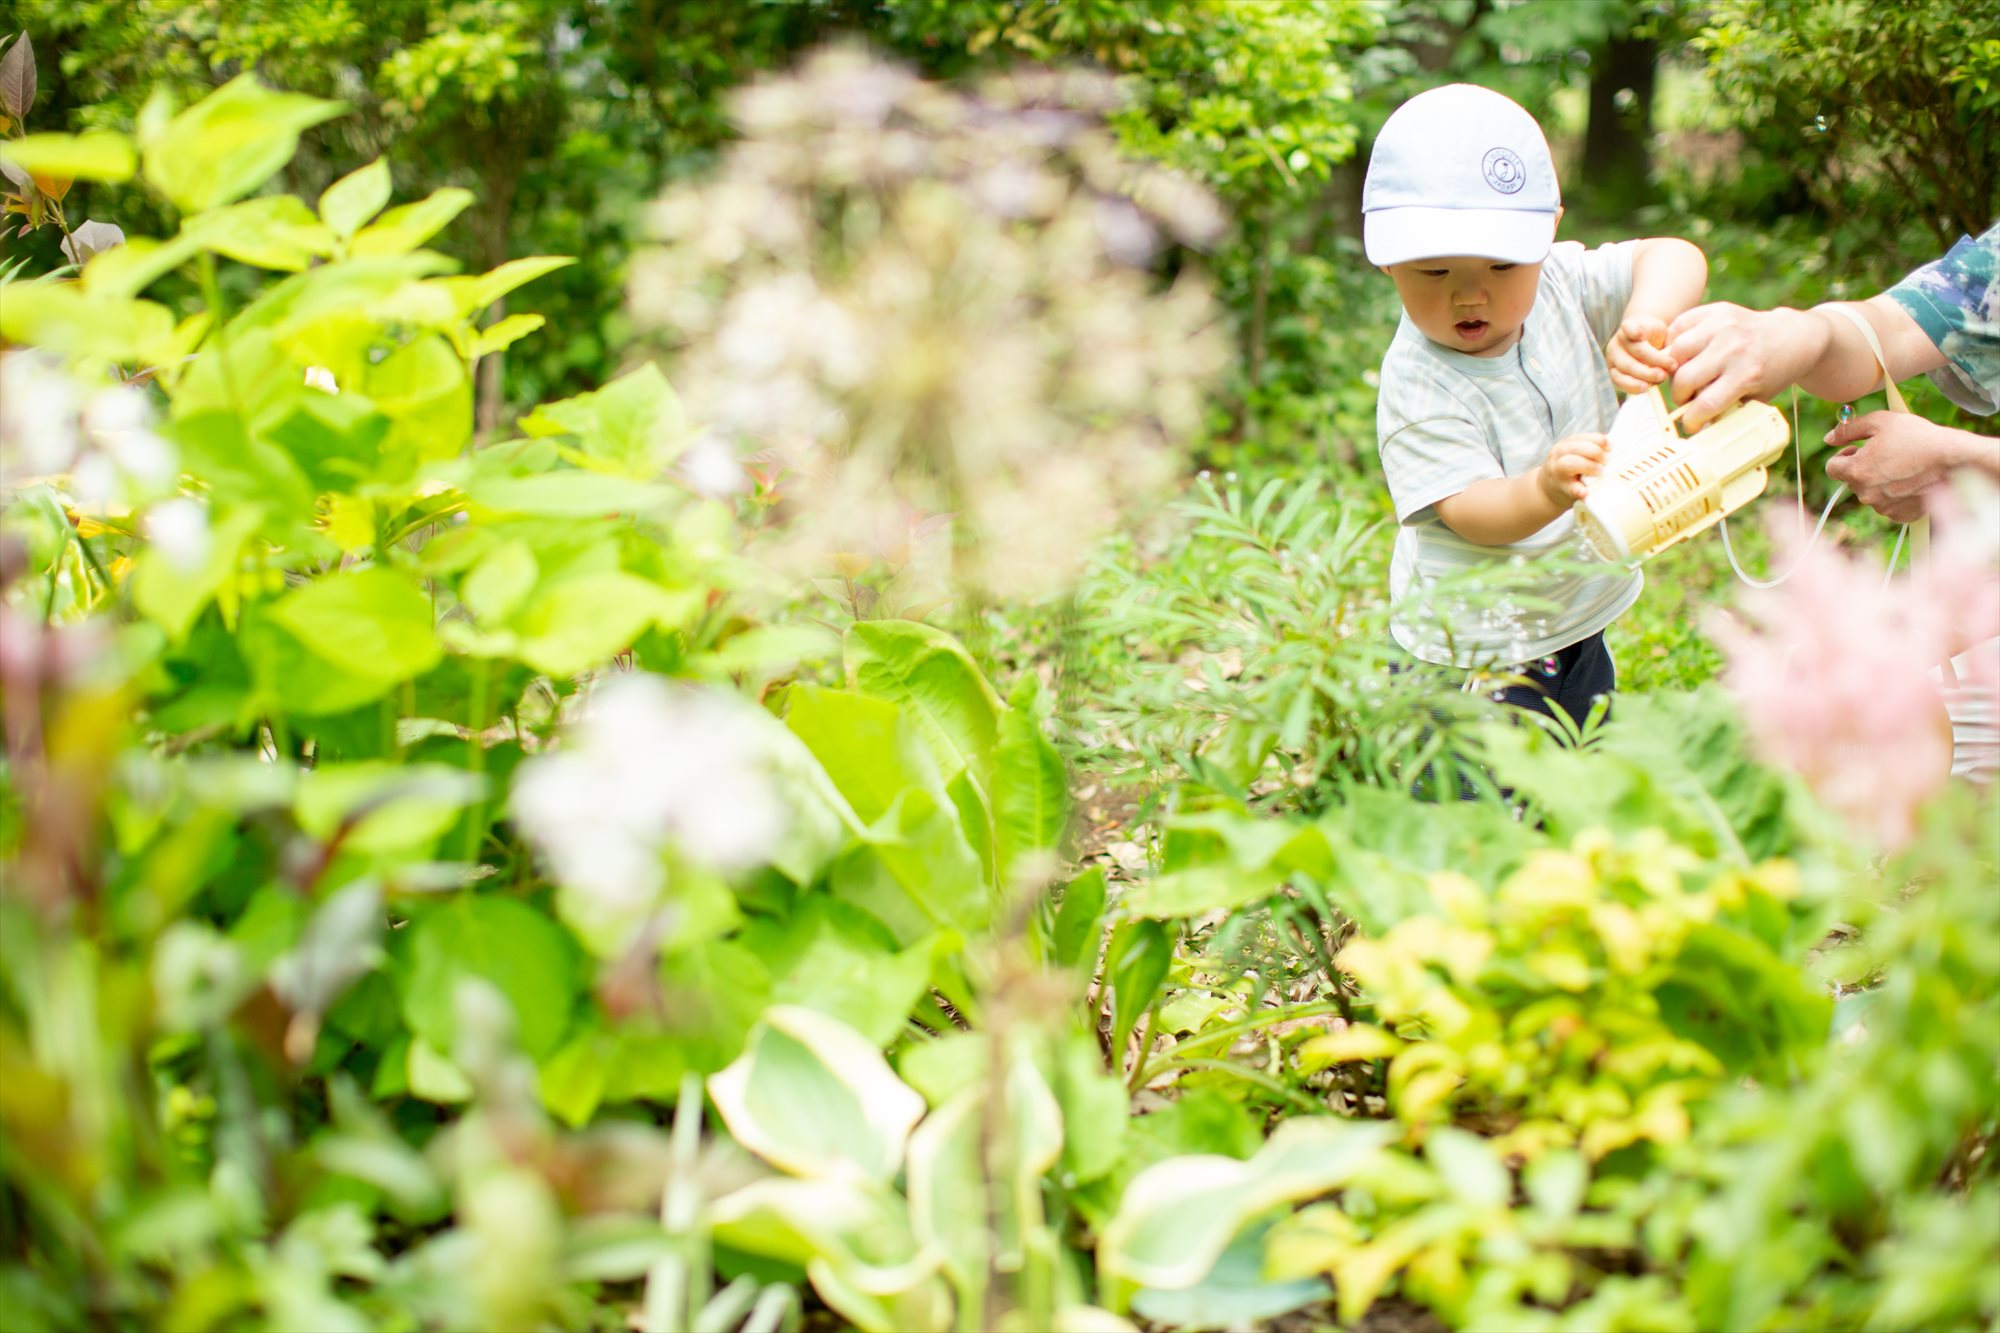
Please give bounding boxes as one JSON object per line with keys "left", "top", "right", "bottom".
{"left": 1362, "top": 84, "right": 1560, "bottom": 267}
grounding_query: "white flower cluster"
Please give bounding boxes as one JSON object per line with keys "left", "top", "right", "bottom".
{"left": 508, "top": 675, "right": 790, "bottom": 929}
{"left": 629, "top": 48, "right": 1227, "bottom": 601}
{"left": 0, "top": 352, "right": 175, "bottom": 508}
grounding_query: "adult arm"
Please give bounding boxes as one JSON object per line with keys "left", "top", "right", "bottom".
{"left": 1664, "top": 294, "right": 1949, "bottom": 429}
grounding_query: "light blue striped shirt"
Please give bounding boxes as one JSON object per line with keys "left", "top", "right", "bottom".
{"left": 1376, "top": 240, "right": 1645, "bottom": 668}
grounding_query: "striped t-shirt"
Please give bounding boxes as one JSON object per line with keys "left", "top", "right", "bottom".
{"left": 1376, "top": 240, "right": 1645, "bottom": 668}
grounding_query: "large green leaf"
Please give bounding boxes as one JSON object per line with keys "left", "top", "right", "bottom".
{"left": 318, "top": 158, "right": 391, "bottom": 240}
{"left": 707, "top": 1177, "right": 943, "bottom": 1316}
{"left": 185, "top": 194, "right": 336, "bottom": 271}
{"left": 348, "top": 188, "right": 474, "bottom": 258}
{"left": 0, "top": 130, "right": 136, "bottom": 182}
{"left": 0, "top": 283, "right": 174, "bottom": 363}
{"left": 360, "top": 333, "right": 471, "bottom": 472}
{"left": 518, "top": 363, "right": 686, "bottom": 475}
{"left": 267, "top": 567, "right": 442, "bottom": 685}
{"left": 265, "top": 391, "right": 392, "bottom": 493}
{"left": 845, "top": 620, "right": 1003, "bottom": 788}
{"left": 993, "top": 677, "right": 1069, "bottom": 884}
{"left": 707, "top": 1007, "right": 926, "bottom": 1184}
{"left": 399, "top": 894, "right": 581, "bottom": 1061}
{"left": 131, "top": 505, "right": 264, "bottom": 641}
{"left": 510, "top": 573, "right": 700, "bottom": 677}
{"left": 1098, "top": 1118, "right": 1397, "bottom": 1297}
{"left": 436, "top": 255, "right": 577, "bottom": 318}
{"left": 141, "top": 75, "right": 345, "bottom": 214}
{"left": 294, "top": 762, "right": 484, "bottom": 856}
{"left": 741, "top": 900, "right": 935, "bottom": 1048}
{"left": 785, "top": 686, "right": 923, "bottom": 826}
{"left": 1130, "top": 1220, "right": 1330, "bottom": 1330}
{"left": 906, "top": 1054, "right": 1063, "bottom": 1283}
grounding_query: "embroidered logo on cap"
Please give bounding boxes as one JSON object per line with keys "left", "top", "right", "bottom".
{"left": 1481, "top": 147, "right": 1526, "bottom": 195}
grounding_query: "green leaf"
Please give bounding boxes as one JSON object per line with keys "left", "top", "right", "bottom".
{"left": 80, "top": 231, "right": 205, "bottom": 298}
{"left": 399, "top": 895, "right": 580, "bottom": 1060}
{"left": 185, "top": 194, "right": 335, "bottom": 271}
{"left": 265, "top": 391, "right": 392, "bottom": 493}
{"left": 708, "top": 1177, "right": 944, "bottom": 1326}
{"left": 707, "top": 1007, "right": 926, "bottom": 1183}
{"left": 1424, "top": 1126, "right": 1509, "bottom": 1208}
{"left": 517, "top": 364, "right": 685, "bottom": 474}
{"left": 0, "top": 130, "right": 135, "bottom": 182}
{"left": 845, "top": 620, "right": 1003, "bottom": 788}
{"left": 360, "top": 333, "right": 471, "bottom": 472}
{"left": 471, "top": 313, "right": 545, "bottom": 359}
{"left": 461, "top": 540, "right": 539, "bottom": 625}
{"left": 1098, "top": 1118, "right": 1397, "bottom": 1296}
{"left": 1051, "top": 868, "right": 1107, "bottom": 970}
{"left": 318, "top": 158, "right": 392, "bottom": 239}
{"left": 0, "top": 283, "right": 175, "bottom": 363}
{"left": 348, "top": 187, "right": 474, "bottom": 258}
{"left": 742, "top": 900, "right": 935, "bottom": 1048}
{"left": 142, "top": 74, "right": 345, "bottom": 214}
{"left": 267, "top": 567, "right": 442, "bottom": 686}
{"left": 295, "top": 762, "right": 484, "bottom": 856}
{"left": 1130, "top": 1221, "right": 1330, "bottom": 1330}
{"left": 785, "top": 686, "right": 919, "bottom": 826}
{"left": 464, "top": 469, "right": 680, "bottom": 517}
{"left": 1106, "top": 919, "right": 1172, "bottom": 1056}
{"left": 510, "top": 573, "right": 700, "bottom": 677}
{"left": 132, "top": 506, "right": 264, "bottom": 641}
{"left": 1054, "top": 1030, "right": 1127, "bottom": 1186}
{"left": 439, "top": 255, "right": 577, "bottom": 317}
{"left": 906, "top": 1057, "right": 1064, "bottom": 1282}
{"left": 993, "top": 696, "right": 1068, "bottom": 884}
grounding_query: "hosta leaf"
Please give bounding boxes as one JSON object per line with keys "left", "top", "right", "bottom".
{"left": 1098, "top": 1117, "right": 1396, "bottom": 1295}
{"left": 707, "top": 1006, "right": 925, "bottom": 1184}
{"left": 845, "top": 619, "right": 1003, "bottom": 787}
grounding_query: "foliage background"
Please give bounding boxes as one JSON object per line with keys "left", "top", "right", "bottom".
{"left": 2, "top": 2, "right": 1997, "bottom": 1331}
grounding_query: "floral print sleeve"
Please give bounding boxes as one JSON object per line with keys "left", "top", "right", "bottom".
{"left": 1886, "top": 221, "right": 2000, "bottom": 416}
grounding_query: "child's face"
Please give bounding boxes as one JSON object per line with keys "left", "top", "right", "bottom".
{"left": 1383, "top": 256, "right": 1543, "bottom": 357}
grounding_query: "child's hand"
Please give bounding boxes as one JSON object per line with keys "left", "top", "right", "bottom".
{"left": 1606, "top": 315, "right": 1676, "bottom": 394}
{"left": 1538, "top": 433, "right": 1608, "bottom": 507}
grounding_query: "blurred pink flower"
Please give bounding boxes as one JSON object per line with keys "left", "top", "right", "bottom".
{"left": 1709, "top": 484, "right": 2000, "bottom": 849}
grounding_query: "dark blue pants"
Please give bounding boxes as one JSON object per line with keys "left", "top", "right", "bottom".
{"left": 1488, "top": 630, "right": 1615, "bottom": 731}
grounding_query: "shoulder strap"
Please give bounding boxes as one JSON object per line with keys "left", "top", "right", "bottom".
{"left": 1825, "top": 304, "right": 1945, "bottom": 670}
{"left": 1825, "top": 303, "right": 1912, "bottom": 413}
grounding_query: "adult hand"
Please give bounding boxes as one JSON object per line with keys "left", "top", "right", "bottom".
{"left": 1665, "top": 303, "right": 1825, "bottom": 432}
{"left": 1605, "top": 315, "right": 1675, "bottom": 395}
{"left": 1824, "top": 411, "right": 1962, "bottom": 524}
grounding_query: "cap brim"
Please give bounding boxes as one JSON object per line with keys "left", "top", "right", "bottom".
{"left": 1364, "top": 205, "right": 1555, "bottom": 266}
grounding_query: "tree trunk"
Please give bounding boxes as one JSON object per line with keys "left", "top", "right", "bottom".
{"left": 1581, "top": 31, "right": 1658, "bottom": 213}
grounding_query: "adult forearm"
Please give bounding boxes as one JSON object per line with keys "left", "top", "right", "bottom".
{"left": 1433, "top": 474, "right": 1567, "bottom": 546}
{"left": 1796, "top": 296, "right": 1951, "bottom": 402}
{"left": 1940, "top": 427, "right": 2000, "bottom": 481}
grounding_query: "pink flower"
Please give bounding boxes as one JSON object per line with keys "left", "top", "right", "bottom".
{"left": 1709, "top": 483, "right": 2000, "bottom": 849}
